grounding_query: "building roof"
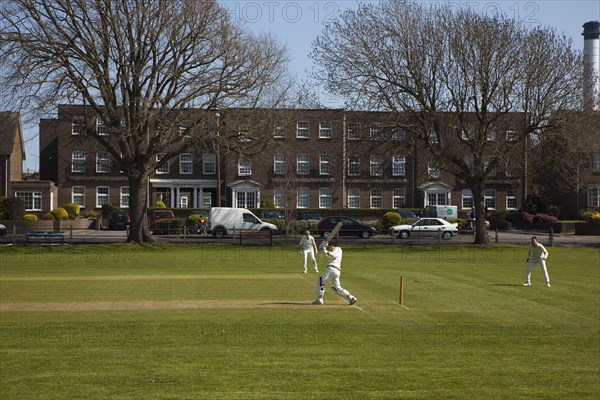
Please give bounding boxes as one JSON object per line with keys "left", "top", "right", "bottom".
{"left": 0, "top": 111, "right": 26, "bottom": 159}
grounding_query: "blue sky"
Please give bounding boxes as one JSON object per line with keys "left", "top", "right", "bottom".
{"left": 22, "top": 1, "right": 600, "bottom": 172}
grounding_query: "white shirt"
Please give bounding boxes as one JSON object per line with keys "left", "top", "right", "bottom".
{"left": 324, "top": 246, "right": 343, "bottom": 269}
{"left": 299, "top": 235, "right": 318, "bottom": 252}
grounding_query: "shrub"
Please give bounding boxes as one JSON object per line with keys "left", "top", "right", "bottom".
{"left": 0, "top": 196, "right": 26, "bottom": 220}
{"left": 580, "top": 208, "right": 600, "bottom": 223}
{"left": 63, "top": 203, "right": 81, "bottom": 219}
{"left": 186, "top": 214, "right": 201, "bottom": 226}
{"left": 156, "top": 199, "right": 167, "bottom": 208}
{"left": 23, "top": 214, "right": 39, "bottom": 221}
{"left": 81, "top": 210, "right": 100, "bottom": 219}
{"left": 101, "top": 203, "right": 117, "bottom": 216}
{"left": 50, "top": 207, "right": 69, "bottom": 221}
{"left": 150, "top": 219, "right": 185, "bottom": 235}
{"left": 382, "top": 212, "right": 401, "bottom": 230}
{"left": 41, "top": 212, "right": 55, "bottom": 221}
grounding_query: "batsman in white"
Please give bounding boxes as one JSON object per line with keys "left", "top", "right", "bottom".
{"left": 312, "top": 241, "right": 357, "bottom": 305}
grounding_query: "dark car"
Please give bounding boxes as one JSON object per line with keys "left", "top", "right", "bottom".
{"left": 259, "top": 210, "right": 283, "bottom": 219}
{"left": 108, "top": 211, "right": 130, "bottom": 230}
{"left": 298, "top": 210, "right": 321, "bottom": 220}
{"left": 316, "top": 216, "right": 377, "bottom": 239}
{"left": 0, "top": 223, "right": 6, "bottom": 236}
{"left": 398, "top": 209, "right": 418, "bottom": 219}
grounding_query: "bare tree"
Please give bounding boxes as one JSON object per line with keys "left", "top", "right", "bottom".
{"left": 0, "top": 0, "right": 291, "bottom": 243}
{"left": 310, "top": 0, "right": 583, "bottom": 244}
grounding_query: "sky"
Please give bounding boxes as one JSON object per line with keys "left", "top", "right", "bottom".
{"left": 21, "top": 0, "right": 600, "bottom": 172}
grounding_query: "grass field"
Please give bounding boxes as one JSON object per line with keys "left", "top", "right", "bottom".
{"left": 1, "top": 243, "right": 598, "bottom": 399}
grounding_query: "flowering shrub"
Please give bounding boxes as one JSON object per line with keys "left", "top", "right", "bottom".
{"left": 580, "top": 208, "right": 600, "bottom": 223}
{"left": 520, "top": 212, "right": 557, "bottom": 224}
{"left": 23, "top": 213, "right": 39, "bottom": 221}
{"left": 590, "top": 212, "right": 600, "bottom": 223}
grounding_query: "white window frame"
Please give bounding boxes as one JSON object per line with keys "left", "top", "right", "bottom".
{"left": 392, "top": 155, "right": 405, "bottom": 176}
{"left": 274, "top": 187, "right": 285, "bottom": 208}
{"left": 297, "top": 154, "right": 310, "bottom": 175}
{"left": 370, "top": 122, "right": 384, "bottom": 140}
{"left": 462, "top": 189, "right": 473, "bottom": 210}
{"left": 179, "top": 153, "right": 193, "bottom": 175}
{"left": 392, "top": 188, "right": 405, "bottom": 208}
{"left": 370, "top": 155, "right": 383, "bottom": 177}
{"left": 593, "top": 154, "right": 600, "bottom": 173}
{"left": 319, "top": 154, "right": 332, "bottom": 175}
{"left": 96, "top": 151, "right": 110, "bottom": 173}
{"left": 274, "top": 154, "right": 287, "bottom": 175}
{"left": 428, "top": 161, "right": 440, "bottom": 179}
{"left": 319, "top": 187, "right": 332, "bottom": 208}
{"left": 348, "top": 188, "right": 360, "bottom": 208}
{"left": 156, "top": 153, "right": 169, "bottom": 174}
{"left": 15, "top": 191, "right": 42, "bottom": 211}
{"left": 370, "top": 188, "right": 384, "bottom": 208}
{"left": 348, "top": 155, "right": 360, "bottom": 176}
{"left": 72, "top": 186, "right": 85, "bottom": 208}
{"left": 202, "top": 153, "right": 216, "bottom": 175}
{"left": 296, "top": 187, "right": 309, "bottom": 208}
{"left": 72, "top": 116, "right": 85, "bottom": 135}
{"left": 319, "top": 121, "right": 332, "bottom": 138}
{"left": 72, "top": 151, "right": 86, "bottom": 173}
{"left": 506, "top": 189, "right": 518, "bottom": 210}
{"left": 393, "top": 127, "right": 406, "bottom": 140}
{"left": 96, "top": 186, "right": 110, "bottom": 207}
{"left": 296, "top": 121, "right": 309, "bottom": 138}
{"left": 274, "top": 121, "right": 287, "bottom": 138}
{"left": 484, "top": 189, "right": 496, "bottom": 210}
{"left": 238, "top": 159, "right": 252, "bottom": 176}
{"left": 587, "top": 185, "right": 600, "bottom": 207}
{"left": 120, "top": 186, "right": 130, "bottom": 208}
{"left": 347, "top": 122, "right": 361, "bottom": 140}
{"left": 96, "top": 118, "right": 107, "bottom": 135}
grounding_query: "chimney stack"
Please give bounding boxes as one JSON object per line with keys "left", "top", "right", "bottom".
{"left": 583, "top": 21, "right": 600, "bottom": 111}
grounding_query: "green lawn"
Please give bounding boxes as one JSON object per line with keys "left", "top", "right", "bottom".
{"left": 1, "top": 243, "right": 598, "bottom": 399}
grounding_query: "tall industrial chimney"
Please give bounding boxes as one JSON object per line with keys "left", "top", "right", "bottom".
{"left": 583, "top": 21, "right": 600, "bottom": 111}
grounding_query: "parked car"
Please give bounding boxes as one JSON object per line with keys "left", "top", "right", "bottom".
{"left": 259, "top": 210, "right": 284, "bottom": 219}
{"left": 397, "top": 209, "right": 418, "bottom": 219}
{"left": 390, "top": 217, "right": 459, "bottom": 239}
{"left": 151, "top": 209, "right": 175, "bottom": 222}
{"left": 108, "top": 211, "right": 130, "bottom": 230}
{"left": 316, "top": 216, "right": 377, "bottom": 239}
{"left": 0, "top": 223, "right": 6, "bottom": 236}
{"left": 298, "top": 210, "right": 321, "bottom": 220}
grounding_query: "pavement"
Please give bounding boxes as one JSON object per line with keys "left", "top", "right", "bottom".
{"left": 2, "top": 228, "right": 598, "bottom": 248}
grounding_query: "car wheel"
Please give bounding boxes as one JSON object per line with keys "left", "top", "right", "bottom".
{"left": 360, "top": 231, "right": 370, "bottom": 239}
{"left": 442, "top": 231, "right": 453, "bottom": 239}
{"left": 399, "top": 231, "right": 410, "bottom": 239}
{"left": 214, "top": 229, "right": 225, "bottom": 239}
{"left": 322, "top": 231, "right": 330, "bottom": 238}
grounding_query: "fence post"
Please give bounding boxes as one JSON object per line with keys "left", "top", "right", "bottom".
{"left": 549, "top": 228, "right": 554, "bottom": 247}
{"left": 495, "top": 228, "right": 499, "bottom": 243}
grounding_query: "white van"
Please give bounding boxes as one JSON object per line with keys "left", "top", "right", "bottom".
{"left": 209, "top": 207, "right": 278, "bottom": 238}
{"left": 423, "top": 205, "right": 458, "bottom": 220}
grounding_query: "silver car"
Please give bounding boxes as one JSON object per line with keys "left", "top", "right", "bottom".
{"left": 390, "top": 218, "right": 459, "bottom": 239}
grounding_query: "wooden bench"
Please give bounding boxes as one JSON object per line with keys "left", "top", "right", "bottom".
{"left": 238, "top": 229, "right": 273, "bottom": 245}
{"left": 26, "top": 231, "right": 65, "bottom": 245}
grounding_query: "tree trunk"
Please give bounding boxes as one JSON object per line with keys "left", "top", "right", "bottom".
{"left": 469, "top": 179, "right": 490, "bottom": 245}
{"left": 126, "top": 173, "right": 154, "bottom": 243}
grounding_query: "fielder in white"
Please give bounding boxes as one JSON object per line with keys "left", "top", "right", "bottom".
{"left": 524, "top": 236, "right": 551, "bottom": 287}
{"left": 312, "top": 241, "right": 357, "bottom": 305}
{"left": 298, "top": 230, "right": 319, "bottom": 274}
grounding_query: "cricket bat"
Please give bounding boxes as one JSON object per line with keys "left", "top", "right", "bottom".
{"left": 322, "top": 222, "right": 343, "bottom": 246}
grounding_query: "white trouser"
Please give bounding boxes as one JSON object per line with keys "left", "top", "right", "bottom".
{"left": 302, "top": 249, "right": 317, "bottom": 272}
{"left": 316, "top": 266, "right": 354, "bottom": 303}
{"left": 525, "top": 259, "right": 550, "bottom": 284}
